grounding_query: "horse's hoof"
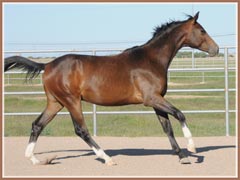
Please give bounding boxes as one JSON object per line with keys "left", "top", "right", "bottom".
{"left": 38, "top": 155, "right": 57, "bottom": 165}
{"left": 187, "top": 144, "right": 197, "bottom": 154}
{"left": 179, "top": 157, "right": 191, "bottom": 164}
{"left": 106, "top": 159, "right": 117, "bottom": 166}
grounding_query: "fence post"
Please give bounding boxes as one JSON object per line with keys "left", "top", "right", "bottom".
{"left": 93, "top": 104, "right": 97, "bottom": 136}
{"left": 192, "top": 49, "right": 195, "bottom": 68}
{"left": 224, "top": 47, "right": 230, "bottom": 136}
{"left": 92, "top": 50, "right": 97, "bottom": 136}
{"left": 7, "top": 74, "right": 10, "bottom": 85}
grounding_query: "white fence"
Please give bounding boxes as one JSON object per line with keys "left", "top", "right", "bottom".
{"left": 4, "top": 47, "right": 236, "bottom": 136}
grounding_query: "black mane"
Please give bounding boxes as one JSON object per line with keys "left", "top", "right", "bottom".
{"left": 124, "top": 15, "right": 194, "bottom": 52}
{"left": 152, "top": 14, "right": 193, "bottom": 39}
{"left": 153, "top": 20, "right": 183, "bottom": 37}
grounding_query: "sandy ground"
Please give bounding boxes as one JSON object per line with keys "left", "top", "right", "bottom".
{"left": 3, "top": 136, "right": 237, "bottom": 177}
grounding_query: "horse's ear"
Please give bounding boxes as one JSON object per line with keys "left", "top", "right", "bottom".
{"left": 193, "top": 11, "right": 200, "bottom": 23}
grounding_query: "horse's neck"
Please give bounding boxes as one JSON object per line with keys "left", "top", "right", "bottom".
{"left": 146, "top": 30, "right": 186, "bottom": 71}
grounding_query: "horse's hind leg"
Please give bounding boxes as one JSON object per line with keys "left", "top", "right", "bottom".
{"left": 25, "top": 98, "right": 63, "bottom": 165}
{"left": 71, "top": 118, "right": 115, "bottom": 165}
{"left": 64, "top": 99, "right": 115, "bottom": 165}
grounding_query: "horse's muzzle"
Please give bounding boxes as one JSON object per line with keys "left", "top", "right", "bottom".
{"left": 208, "top": 45, "right": 219, "bottom": 57}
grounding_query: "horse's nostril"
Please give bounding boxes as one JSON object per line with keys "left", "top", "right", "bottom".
{"left": 209, "top": 45, "right": 219, "bottom": 57}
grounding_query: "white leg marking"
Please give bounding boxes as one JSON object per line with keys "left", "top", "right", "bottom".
{"left": 25, "top": 142, "right": 40, "bottom": 165}
{"left": 30, "top": 156, "right": 40, "bottom": 165}
{"left": 92, "top": 147, "right": 116, "bottom": 165}
{"left": 25, "top": 142, "right": 36, "bottom": 158}
{"left": 182, "top": 123, "right": 192, "bottom": 138}
{"left": 182, "top": 123, "right": 196, "bottom": 153}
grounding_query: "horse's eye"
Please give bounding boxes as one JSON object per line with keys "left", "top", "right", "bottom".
{"left": 201, "top": 29, "right": 206, "bottom": 34}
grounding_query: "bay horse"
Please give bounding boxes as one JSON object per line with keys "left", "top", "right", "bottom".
{"left": 4, "top": 12, "right": 218, "bottom": 165}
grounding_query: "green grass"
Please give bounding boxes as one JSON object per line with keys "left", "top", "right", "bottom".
{"left": 4, "top": 57, "right": 236, "bottom": 137}
{"left": 4, "top": 113, "right": 236, "bottom": 137}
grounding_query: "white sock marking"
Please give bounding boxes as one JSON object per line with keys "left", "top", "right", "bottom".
{"left": 25, "top": 142, "right": 40, "bottom": 165}
{"left": 25, "top": 142, "right": 36, "bottom": 158}
{"left": 30, "top": 156, "right": 40, "bottom": 165}
{"left": 92, "top": 147, "right": 112, "bottom": 163}
{"left": 182, "top": 123, "right": 194, "bottom": 145}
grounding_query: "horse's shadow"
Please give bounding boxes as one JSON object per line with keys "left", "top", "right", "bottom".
{"left": 35, "top": 145, "right": 235, "bottom": 164}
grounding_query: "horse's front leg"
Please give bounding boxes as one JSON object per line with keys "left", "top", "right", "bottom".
{"left": 144, "top": 94, "right": 196, "bottom": 163}
{"left": 154, "top": 108, "right": 191, "bottom": 164}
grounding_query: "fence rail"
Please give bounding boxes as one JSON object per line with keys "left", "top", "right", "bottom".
{"left": 4, "top": 47, "right": 236, "bottom": 136}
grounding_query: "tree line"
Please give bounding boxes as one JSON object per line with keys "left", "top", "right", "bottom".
{"left": 175, "top": 51, "right": 225, "bottom": 58}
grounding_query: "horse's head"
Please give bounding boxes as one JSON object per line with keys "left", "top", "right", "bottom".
{"left": 183, "top": 12, "right": 219, "bottom": 57}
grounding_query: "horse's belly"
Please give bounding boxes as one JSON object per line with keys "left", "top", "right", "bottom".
{"left": 81, "top": 86, "right": 143, "bottom": 106}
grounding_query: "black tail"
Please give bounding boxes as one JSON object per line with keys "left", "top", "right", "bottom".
{"left": 4, "top": 56, "right": 45, "bottom": 80}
